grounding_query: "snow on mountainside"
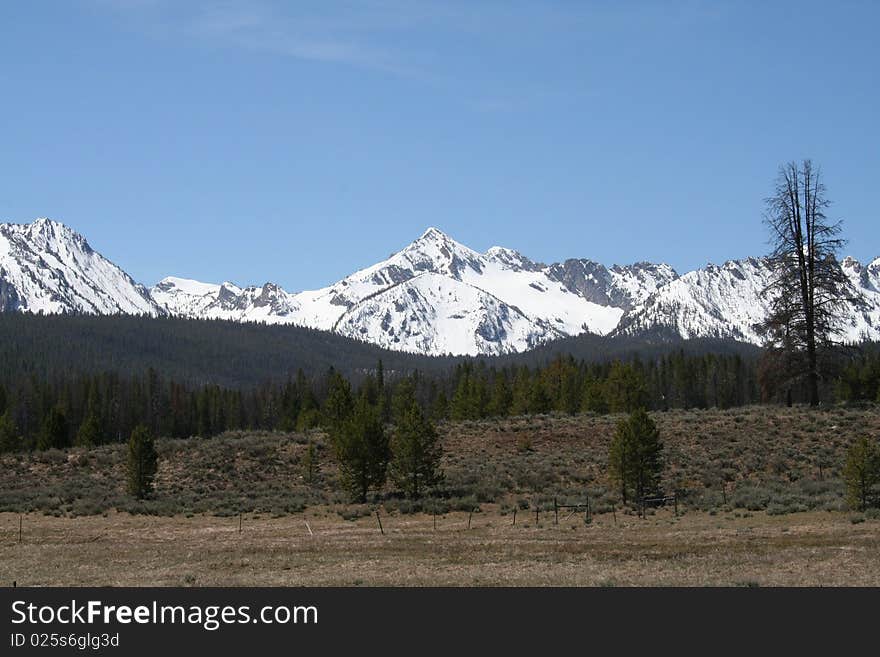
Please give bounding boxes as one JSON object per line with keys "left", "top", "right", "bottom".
{"left": 151, "top": 277, "right": 303, "bottom": 325}
{"left": 545, "top": 259, "right": 678, "bottom": 310}
{"left": 153, "top": 226, "right": 639, "bottom": 355}
{"left": 615, "top": 258, "right": 776, "bottom": 342}
{"left": 841, "top": 256, "right": 880, "bottom": 340}
{"left": 616, "top": 256, "right": 880, "bottom": 343}
{"left": 0, "top": 218, "right": 161, "bottom": 316}
{"left": 3, "top": 218, "right": 879, "bottom": 356}
{"left": 333, "top": 272, "right": 562, "bottom": 355}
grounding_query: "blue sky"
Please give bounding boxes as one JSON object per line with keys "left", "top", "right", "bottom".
{"left": 1, "top": 1, "right": 878, "bottom": 289}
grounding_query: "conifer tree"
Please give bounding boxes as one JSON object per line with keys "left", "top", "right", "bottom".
{"left": 323, "top": 371, "right": 354, "bottom": 429}
{"left": 390, "top": 385, "right": 444, "bottom": 498}
{"left": 303, "top": 439, "right": 320, "bottom": 485}
{"left": 528, "top": 377, "right": 551, "bottom": 414}
{"left": 37, "top": 406, "right": 69, "bottom": 450}
{"left": 487, "top": 373, "right": 512, "bottom": 417}
{"left": 430, "top": 389, "right": 449, "bottom": 421}
{"left": 581, "top": 376, "right": 608, "bottom": 414}
{"left": 604, "top": 361, "right": 649, "bottom": 413}
{"left": 127, "top": 424, "right": 158, "bottom": 499}
{"left": 510, "top": 367, "right": 532, "bottom": 416}
{"left": 843, "top": 437, "right": 880, "bottom": 511}
{"left": 76, "top": 413, "right": 101, "bottom": 448}
{"left": 608, "top": 408, "right": 664, "bottom": 506}
{"left": 0, "top": 411, "right": 19, "bottom": 453}
{"left": 332, "top": 392, "right": 389, "bottom": 503}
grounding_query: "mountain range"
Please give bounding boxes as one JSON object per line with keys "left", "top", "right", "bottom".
{"left": 2, "top": 218, "right": 879, "bottom": 356}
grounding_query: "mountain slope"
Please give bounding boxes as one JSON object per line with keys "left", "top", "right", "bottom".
{"left": 0, "top": 218, "right": 162, "bottom": 316}
{"left": 616, "top": 256, "right": 880, "bottom": 343}
{"left": 333, "top": 272, "right": 562, "bottom": 355}
{"left": 154, "top": 227, "right": 642, "bottom": 355}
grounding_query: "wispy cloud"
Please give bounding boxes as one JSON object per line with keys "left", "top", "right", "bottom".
{"left": 94, "top": 0, "right": 427, "bottom": 75}
{"left": 88, "top": 0, "right": 732, "bottom": 98}
{"left": 192, "top": 4, "right": 412, "bottom": 73}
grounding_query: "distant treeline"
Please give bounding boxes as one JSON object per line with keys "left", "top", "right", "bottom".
{"left": 0, "top": 313, "right": 877, "bottom": 453}
{"left": 0, "top": 312, "right": 759, "bottom": 387}
{"left": 1, "top": 351, "right": 763, "bottom": 452}
{"left": 0, "top": 312, "right": 448, "bottom": 388}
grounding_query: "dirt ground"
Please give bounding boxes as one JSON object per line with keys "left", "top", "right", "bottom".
{"left": 1, "top": 508, "right": 878, "bottom": 586}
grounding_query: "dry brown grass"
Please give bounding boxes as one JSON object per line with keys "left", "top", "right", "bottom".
{"left": 1, "top": 508, "right": 878, "bottom": 586}
{"left": 1, "top": 405, "right": 878, "bottom": 586}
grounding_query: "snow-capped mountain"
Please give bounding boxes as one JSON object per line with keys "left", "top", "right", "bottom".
{"left": 2, "top": 218, "right": 879, "bottom": 355}
{"left": 154, "top": 227, "right": 634, "bottom": 354}
{"left": 0, "top": 218, "right": 162, "bottom": 316}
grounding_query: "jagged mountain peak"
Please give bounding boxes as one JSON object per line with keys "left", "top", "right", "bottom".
{"left": 392, "top": 226, "right": 484, "bottom": 279}
{"left": 3, "top": 217, "right": 87, "bottom": 247}
{"left": 0, "top": 217, "right": 161, "bottom": 316}
{"left": 485, "top": 245, "right": 542, "bottom": 272}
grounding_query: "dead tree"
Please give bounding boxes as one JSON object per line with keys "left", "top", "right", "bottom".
{"left": 759, "top": 159, "right": 861, "bottom": 406}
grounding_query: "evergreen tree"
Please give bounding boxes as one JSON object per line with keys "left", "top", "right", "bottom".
{"left": 331, "top": 392, "right": 389, "bottom": 503}
{"left": 303, "top": 439, "right": 320, "bottom": 485}
{"left": 323, "top": 371, "right": 354, "bottom": 429}
{"left": 487, "top": 372, "right": 512, "bottom": 417}
{"left": 608, "top": 408, "right": 664, "bottom": 506}
{"left": 76, "top": 412, "right": 101, "bottom": 448}
{"left": 376, "top": 359, "right": 390, "bottom": 424}
{"left": 0, "top": 411, "right": 19, "bottom": 453}
{"left": 430, "top": 389, "right": 449, "bottom": 421}
{"left": 450, "top": 364, "right": 475, "bottom": 420}
{"left": 509, "top": 367, "right": 533, "bottom": 416}
{"left": 604, "top": 361, "right": 649, "bottom": 413}
{"left": 581, "top": 376, "right": 608, "bottom": 414}
{"left": 528, "top": 377, "right": 551, "bottom": 414}
{"left": 390, "top": 386, "right": 444, "bottom": 498}
{"left": 37, "top": 406, "right": 69, "bottom": 450}
{"left": 843, "top": 437, "right": 880, "bottom": 511}
{"left": 127, "top": 424, "right": 159, "bottom": 499}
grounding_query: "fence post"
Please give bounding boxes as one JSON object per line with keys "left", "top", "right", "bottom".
{"left": 535, "top": 506, "right": 539, "bottom": 525}
{"left": 239, "top": 512, "right": 242, "bottom": 534}
{"left": 612, "top": 504, "right": 617, "bottom": 525}
{"left": 585, "top": 496, "right": 592, "bottom": 524}
{"left": 512, "top": 508, "right": 517, "bottom": 526}
{"left": 19, "top": 514, "right": 22, "bottom": 543}
{"left": 375, "top": 511, "right": 384, "bottom": 535}
{"left": 468, "top": 508, "right": 474, "bottom": 530}
{"left": 433, "top": 512, "right": 437, "bottom": 531}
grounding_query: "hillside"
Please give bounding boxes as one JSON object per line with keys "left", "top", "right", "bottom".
{"left": 2, "top": 405, "right": 875, "bottom": 517}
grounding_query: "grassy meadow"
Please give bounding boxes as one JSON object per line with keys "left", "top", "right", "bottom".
{"left": 1, "top": 405, "right": 878, "bottom": 585}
